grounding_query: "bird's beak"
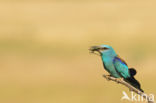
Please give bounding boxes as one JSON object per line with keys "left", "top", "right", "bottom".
{"left": 89, "top": 46, "right": 101, "bottom": 53}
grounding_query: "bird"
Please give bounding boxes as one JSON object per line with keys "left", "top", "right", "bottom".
{"left": 89, "top": 45, "right": 144, "bottom": 92}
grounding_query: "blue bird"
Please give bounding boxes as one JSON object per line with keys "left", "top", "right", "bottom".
{"left": 89, "top": 45, "right": 144, "bottom": 92}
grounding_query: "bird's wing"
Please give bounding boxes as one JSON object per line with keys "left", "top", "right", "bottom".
{"left": 116, "top": 55, "right": 128, "bottom": 66}
{"left": 113, "top": 56, "right": 130, "bottom": 78}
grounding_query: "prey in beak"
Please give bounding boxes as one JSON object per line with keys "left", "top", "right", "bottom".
{"left": 89, "top": 46, "right": 101, "bottom": 56}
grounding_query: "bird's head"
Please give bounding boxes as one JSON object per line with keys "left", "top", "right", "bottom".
{"left": 89, "top": 45, "right": 117, "bottom": 57}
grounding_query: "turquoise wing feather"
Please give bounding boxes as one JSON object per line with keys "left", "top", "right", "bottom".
{"left": 113, "top": 56, "right": 130, "bottom": 78}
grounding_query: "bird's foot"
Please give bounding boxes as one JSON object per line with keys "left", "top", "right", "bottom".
{"left": 115, "top": 78, "right": 122, "bottom": 84}
{"left": 103, "top": 75, "right": 111, "bottom": 81}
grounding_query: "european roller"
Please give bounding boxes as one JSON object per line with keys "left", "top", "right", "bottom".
{"left": 89, "top": 45, "right": 144, "bottom": 92}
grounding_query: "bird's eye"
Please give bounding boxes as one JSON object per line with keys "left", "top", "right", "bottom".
{"left": 101, "top": 47, "right": 109, "bottom": 50}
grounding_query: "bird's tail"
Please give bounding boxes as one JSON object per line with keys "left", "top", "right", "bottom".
{"left": 129, "top": 68, "right": 137, "bottom": 76}
{"left": 124, "top": 68, "right": 144, "bottom": 92}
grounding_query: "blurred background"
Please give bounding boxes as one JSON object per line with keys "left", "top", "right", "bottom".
{"left": 0, "top": 0, "right": 156, "bottom": 103}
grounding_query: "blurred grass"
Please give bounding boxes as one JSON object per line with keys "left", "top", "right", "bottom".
{"left": 0, "top": 0, "right": 156, "bottom": 103}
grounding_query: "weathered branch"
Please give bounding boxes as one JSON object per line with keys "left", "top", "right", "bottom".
{"left": 103, "top": 74, "right": 154, "bottom": 103}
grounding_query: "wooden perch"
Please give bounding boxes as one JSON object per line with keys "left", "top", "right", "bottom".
{"left": 103, "top": 74, "right": 154, "bottom": 103}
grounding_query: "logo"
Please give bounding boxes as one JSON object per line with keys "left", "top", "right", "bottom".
{"left": 121, "top": 91, "right": 155, "bottom": 102}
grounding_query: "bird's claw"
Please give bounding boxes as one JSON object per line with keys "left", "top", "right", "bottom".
{"left": 115, "top": 78, "right": 122, "bottom": 84}
{"left": 103, "top": 75, "right": 111, "bottom": 81}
